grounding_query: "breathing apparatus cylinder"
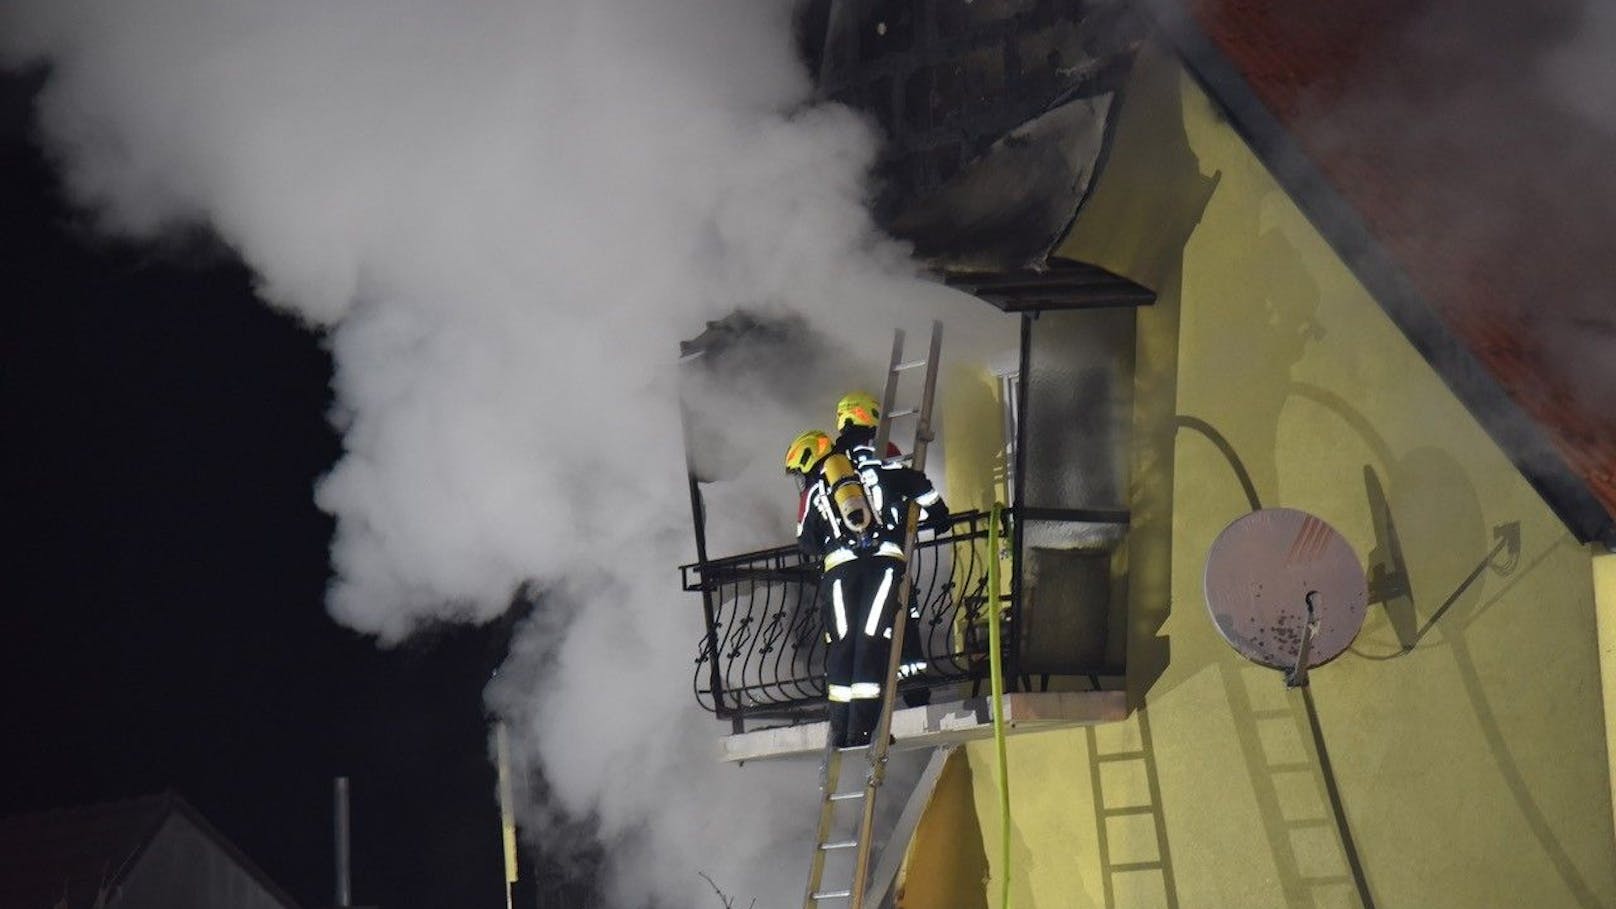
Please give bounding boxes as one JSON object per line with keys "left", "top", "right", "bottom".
{"left": 821, "top": 452, "right": 872, "bottom": 534}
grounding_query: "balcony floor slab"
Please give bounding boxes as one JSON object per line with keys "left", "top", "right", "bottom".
{"left": 719, "top": 690, "right": 1129, "bottom": 763}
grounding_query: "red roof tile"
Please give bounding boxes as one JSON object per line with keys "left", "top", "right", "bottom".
{"left": 1185, "top": 0, "right": 1616, "bottom": 526}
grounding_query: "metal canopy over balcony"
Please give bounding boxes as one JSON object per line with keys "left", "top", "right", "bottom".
{"left": 945, "top": 259, "right": 1157, "bottom": 313}
{"left": 802, "top": 0, "right": 1148, "bottom": 274}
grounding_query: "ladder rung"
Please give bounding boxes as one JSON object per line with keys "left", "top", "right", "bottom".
{"left": 820, "top": 839, "right": 858, "bottom": 851}
{"left": 1094, "top": 751, "right": 1146, "bottom": 763}
{"left": 829, "top": 790, "right": 866, "bottom": 802}
{"left": 886, "top": 407, "right": 918, "bottom": 418}
{"left": 893, "top": 359, "right": 928, "bottom": 372}
{"left": 1101, "top": 805, "right": 1157, "bottom": 818}
{"left": 1109, "top": 861, "right": 1163, "bottom": 873}
{"left": 811, "top": 889, "right": 852, "bottom": 900}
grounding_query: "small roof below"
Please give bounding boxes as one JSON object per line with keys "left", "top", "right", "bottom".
{"left": 719, "top": 690, "right": 1129, "bottom": 763}
{"left": 0, "top": 792, "right": 302, "bottom": 909}
{"left": 0, "top": 795, "right": 169, "bottom": 909}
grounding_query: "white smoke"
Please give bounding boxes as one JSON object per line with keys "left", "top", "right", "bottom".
{"left": 1542, "top": 0, "right": 1616, "bottom": 135}
{"left": 1, "top": 1, "right": 1000, "bottom": 904}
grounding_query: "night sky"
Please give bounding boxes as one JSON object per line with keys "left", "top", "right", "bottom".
{"left": 2, "top": 72, "right": 512, "bottom": 909}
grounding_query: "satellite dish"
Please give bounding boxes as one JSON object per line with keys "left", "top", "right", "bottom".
{"left": 1204, "top": 508, "right": 1367, "bottom": 685}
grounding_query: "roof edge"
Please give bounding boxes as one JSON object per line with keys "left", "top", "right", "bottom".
{"left": 1142, "top": 0, "right": 1614, "bottom": 544}
{"left": 101, "top": 792, "right": 179, "bottom": 893}
{"left": 162, "top": 794, "right": 306, "bottom": 909}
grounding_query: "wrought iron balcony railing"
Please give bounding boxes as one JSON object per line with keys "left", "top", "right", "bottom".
{"left": 680, "top": 510, "right": 1006, "bottom": 725}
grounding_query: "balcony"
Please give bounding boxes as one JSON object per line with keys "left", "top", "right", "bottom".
{"left": 677, "top": 299, "right": 1153, "bottom": 760}
{"left": 681, "top": 509, "right": 1129, "bottom": 761}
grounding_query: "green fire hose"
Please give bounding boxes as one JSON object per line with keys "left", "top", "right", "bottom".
{"left": 987, "top": 502, "right": 1012, "bottom": 909}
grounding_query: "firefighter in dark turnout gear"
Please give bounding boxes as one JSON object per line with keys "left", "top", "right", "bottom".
{"left": 832, "top": 390, "right": 891, "bottom": 466}
{"left": 833, "top": 391, "right": 933, "bottom": 706}
{"left": 788, "top": 425, "right": 948, "bottom": 747}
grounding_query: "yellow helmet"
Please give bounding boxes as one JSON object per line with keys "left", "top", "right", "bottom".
{"left": 835, "top": 391, "right": 881, "bottom": 431}
{"left": 784, "top": 430, "right": 832, "bottom": 475}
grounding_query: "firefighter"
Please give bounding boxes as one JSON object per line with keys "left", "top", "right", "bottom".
{"left": 832, "top": 390, "right": 891, "bottom": 466}
{"left": 833, "top": 390, "right": 934, "bottom": 706}
{"left": 787, "top": 428, "right": 948, "bottom": 748}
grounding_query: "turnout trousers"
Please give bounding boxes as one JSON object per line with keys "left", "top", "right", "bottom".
{"left": 820, "top": 554, "right": 905, "bottom": 747}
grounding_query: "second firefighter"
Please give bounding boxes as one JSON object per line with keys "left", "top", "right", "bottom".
{"left": 785, "top": 428, "right": 948, "bottom": 748}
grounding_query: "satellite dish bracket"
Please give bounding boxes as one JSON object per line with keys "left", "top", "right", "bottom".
{"left": 1284, "top": 591, "right": 1320, "bottom": 688}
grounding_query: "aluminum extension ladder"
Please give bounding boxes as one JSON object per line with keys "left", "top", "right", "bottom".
{"left": 803, "top": 321, "right": 943, "bottom": 909}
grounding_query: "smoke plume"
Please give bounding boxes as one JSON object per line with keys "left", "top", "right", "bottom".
{"left": 0, "top": 1, "right": 999, "bottom": 904}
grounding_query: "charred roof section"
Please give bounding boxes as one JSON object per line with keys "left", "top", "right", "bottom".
{"left": 803, "top": 0, "right": 1151, "bottom": 279}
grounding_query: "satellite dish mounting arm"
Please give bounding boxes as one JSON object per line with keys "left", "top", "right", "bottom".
{"left": 1285, "top": 591, "right": 1321, "bottom": 689}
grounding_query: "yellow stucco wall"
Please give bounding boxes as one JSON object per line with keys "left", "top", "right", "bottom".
{"left": 1595, "top": 551, "right": 1616, "bottom": 844}
{"left": 940, "top": 363, "right": 1012, "bottom": 515}
{"left": 911, "top": 39, "right": 1616, "bottom": 908}
{"left": 896, "top": 748, "right": 992, "bottom": 909}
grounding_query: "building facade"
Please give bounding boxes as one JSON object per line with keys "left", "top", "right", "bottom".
{"left": 905, "top": 34, "right": 1616, "bottom": 909}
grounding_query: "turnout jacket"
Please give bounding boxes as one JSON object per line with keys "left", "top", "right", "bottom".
{"left": 797, "top": 460, "right": 948, "bottom": 570}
